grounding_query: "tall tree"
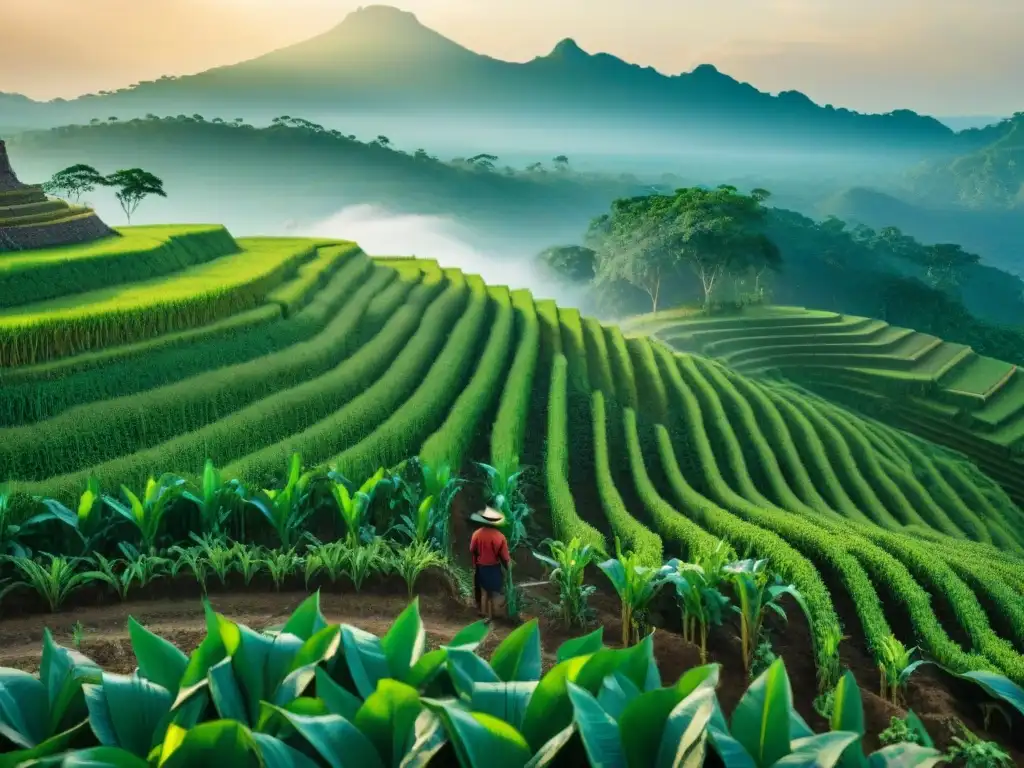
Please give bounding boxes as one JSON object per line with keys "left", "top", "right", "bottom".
{"left": 538, "top": 245, "right": 596, "bottom": 283}
{"left": 41, "top": 164, "right": 105, "bottom": 202}
{"left": 105, "top": 169, "right": 166, "bottom": 224}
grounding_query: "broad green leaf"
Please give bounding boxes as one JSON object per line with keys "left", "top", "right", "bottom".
{"left": 281, "top": 591, "right": 329, "bottom": 641}
{"left": 342, "top": 625, "right": 391, "bottom": 699}
{"left": 84, "top": 673, "right": 172, "bottom": 756}
{"left": 315, "top": 667, "right": 362, "bottom": 721}
{"left": 654, "top": 688, "right": 715, "bottom": 768}
{"left": 566, "top": 683, "right": 625, "bottom": 768}
{"left": 831, "top": 670, "right": 867, "bottom": 768}
{"left": 253, "top": 732, "right": 322, "bottom": 768}
{"left": 207, "top": 657, "right": 249, "bottom": 723}
{"left": 555, "top": 628, "right": 604, "bottom": 663}
{"left": 470, "top": 682, "right": 537, "bottom": 732}
{"left": 447, "top": 648, "right": 500, "bottom": 700}
{"left": 597, "top": 559, "right": 628, "bottom": 596}
{"left": 127, "top": 618, "right": 188, "bottom": 696}
{"left": 382, "top": 601, "right": 427, "bottom": 680}
{"left": 707, "top": 722, "right": 757, "bottom": 768}
{"left": 258, "top": 704, "right": 383, "bottom": 768}
{"left": 490, "top": 620, "right": 542, "bottom": 683}
{"left": 172, "top": 630, "right": 227, "bottom": 709}
{"left": 355, "top": 679, "right": 423, "bottom": 767}
{"left": 866, "top": 743, "right": 944, "bottom": 768}
{"left": 423, "top": 698, "right": 532, "bottom": 768}
{"left": 520, "top": 654, "right": 592, "bottom": 752}
{"left": 400, "top": 710, "right": 448, "bottom": 768}
{"left": 0, "top": 669, "right": 48, "bottom": 747}
{"left": 959, "top": 670, "right": 1024, "bottom": 717}
{"left": 618, "top": 665, "right": 719, "bottom": 768}
{"left": 17, "top": 745, "right": 150, "bottom": 767}
{"left": 775, "top": 732, "right": 860, "bottom": 768}
{"left": 157, "top": 720, "right": 262, "bottom": 768}
{"left": 407, "top": 649, "right": 447, "bottom": 690}
{"left": 289, "top": 625, "right": 343, "bottom": 678}
{"left": 40, "top": 629, "right": 100, "bottom": 737}
{"left": 597, "top": 673, "right": 641, "bottom": 720}
{"left": 0, "top": 721, "right": 90, "bottom": 768}
{"left": 730, "top": 658, "right": 792, "bottom": 768}
{"left": 446, "top": 621, "right": 490, "bottom": 652}
{"left": 524, "top": 724, "right": 576, "bottom": 768}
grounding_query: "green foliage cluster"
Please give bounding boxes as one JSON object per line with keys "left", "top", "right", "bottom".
{"left": 0, "top": 594, "right": 959, "bottom": 767}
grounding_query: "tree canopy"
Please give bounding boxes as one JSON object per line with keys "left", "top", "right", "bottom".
{"left": 105, "top": 168, "right": 167, "bottom": 223}
{"left": 41, "top": 164, "right": 104, "bottom": 202}
{"left": 585, "top": 185, "right": 781, "bottom": 310}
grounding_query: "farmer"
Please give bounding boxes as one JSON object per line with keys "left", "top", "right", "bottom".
{"left": 469, "top": 506, "right": 510, "bottom": 619}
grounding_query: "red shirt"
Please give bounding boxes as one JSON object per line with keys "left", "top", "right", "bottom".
{"left": 470, "top": 527, "right": 510, "bottom": 567}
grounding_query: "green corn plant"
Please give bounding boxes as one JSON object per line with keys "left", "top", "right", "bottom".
{"left": 829, "top": 669, "right": 944, "bottom": 768}
{"left": 244, "top": 453, "right": 316, "bottom": 549}
{"left": 533, "top": 537, "right": 597, "bottom": 628}
{"left": 661, "top": 558, "right": 733, "bottom": 664}
{"left": 394, "top": 494, "right": 437, "bottom": 546}
{"left": 168, "top": 545, "right": 210, "bottom": 594}
{"left": 504, "top": 559, "right": 523, "bottom": 621}
{"left": 346, "top": 538, "right": 391, "bottom": 591}
{"left": 708, "top": 657, "right": 861, "bottom": 768}
{"left": 1, "top": 483, "right": 78, "bottom": 558}
{"left": 724, "top": 559, "right": 806, "bottom": 677}
{"left": 421, "top": 460, "right": 464, "bottom": 556}
{"left": 38, "top": 476, "right": 116, "bottom": 554}
{"left": 475, "top": 461, "right": 532, "bottom": 550}
{"left": 104, "top": 474, "right": 188, "bottom": 554}
{"left": 191, "top": 532, "right": 234, "bottom": 586}
{"left": 0, "top": 628, "right": 101, "bottom": 765}
{"left": 392, "top": 541, "right": 445, "bottom": 598}
{"left": 2, "top": 554, "right": 94, "bottom": 612}
{"left": 183, "top": 459, "right": 246, "bottom": 536}
{"left": 260, "top": 548, "right": 304, "bottom": 591}
{"left": 329, "top": 467, "right": 385, "bottom": 547}
{"left": 303, "top": 537, "right": 350, "bottom": 587}
{"left": 71, "top": 621, "right": 85, "bottom": 650}
{"left": 80, "top": 552, "right": 132, "bottom": 601}
{"left": 118, "top": 542, "right": 170, "bottom": 590}
{"left": 876, "top": 634, "right": 918, "bottom": 706}
{"left": 230, "top": 542, "right": 265, "bottom": 586}
{"left": 598, "top": 539, "right": 670, "bottom": 647}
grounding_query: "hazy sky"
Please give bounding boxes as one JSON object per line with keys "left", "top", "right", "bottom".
{"left": 2, "top": 0, "right": 1021, "bottom": 116}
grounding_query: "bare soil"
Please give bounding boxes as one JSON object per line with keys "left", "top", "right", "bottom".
{"left": 1, "top": 580, "right": 1017, "bottom": 760}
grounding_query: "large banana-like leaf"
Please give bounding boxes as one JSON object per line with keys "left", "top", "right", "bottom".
{"left": 469, "top": 682, "right": 538, "bottom": 732}
{"left": 447, "top": 649, "right": 501, "bottom": 700}
{"left": 490, "top": 621, "right": 542, "bottom": 683}
{"left": 567, "top": 683, "right": 626, "bottom": 767}
{"left": 423, "top": 698, "right": 533, "bottom": 768}
{"left": 354, "top": 679, "right": 423, "bottom": 767}
{"left": 15, "top": 745, "right": 151, "bottom": 767}
{"left": 127, "top": 617, "right": 188, "bottom": 696}
{"left": 257, "top": 703, "right": 383, "bottom": 768}
{"left": 157, "top": 720, "right": 263, "bottom": 768}
{"left": 83, "top": 673, "right": 172, "bottom": 757}
{"left": 597, "top": 673, "right": 641, "bottom": 719}
{"left": 865, "top": 743, "right": 944, "bottom": 768}
{"left": 774, "top": 732, "right": 860, "bottom": 768}
{"left": 730, "top": 658, "right": 793, "bottom": 767}
{"left": 281, "top": 591, "right": 330, "bottom": 642}
{"left": 381, "top": 601, "right": 427, "bottom": 681}
{"left": 654, "top": 687, "right": 715, "bottom": 768}
{"left": 830, "top": 670, "right": 867, "bottom": 768}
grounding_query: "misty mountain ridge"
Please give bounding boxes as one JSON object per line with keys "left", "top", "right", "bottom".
{"left": 0, "top": 4, "right": 1009, "bottom": 153}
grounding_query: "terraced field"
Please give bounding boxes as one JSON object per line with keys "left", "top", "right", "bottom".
{"left": 624, "top": 306, "right": 1024, "bottom": 506}
{"left": 3, "top": 228, "right": 1024, "bottom": 695}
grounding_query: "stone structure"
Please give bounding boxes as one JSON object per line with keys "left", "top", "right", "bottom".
{"left": 0, "top": 139, "right": 116, "bottom": 252}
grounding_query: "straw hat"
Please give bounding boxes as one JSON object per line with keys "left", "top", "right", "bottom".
{"left": 470, "top": 506, "right": 506, "bottom": 526}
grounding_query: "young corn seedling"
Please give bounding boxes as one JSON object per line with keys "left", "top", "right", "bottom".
{"left": 724, "top": 558, "right": 805, "bottom": 677}
{"left": 391, "top": 541, "right": 445, "bottom": 598}
{"left": 533, "top": 537, "right": 598, "bottom": 628}
{"left": 420, "top": 460, "right": 464, "bottom": 555}
{"left": 329, "top": 467, "right": 384, "bottom": 546}
{"left": 346, "top": 538, "right": 390, "bottom": 591}
{"left": 3, "top": 554, "right": 93, "bottom": 612}
{"left": 80, "top": 552, "right": 131, "bottom": 601}
{"left": 661, "top": 557, "right": 733, "bottom": 664}
{"left": 169, "top": 544, "right": 210, "bottom": 593}
{"left": 230, "top": 542, "right": 265, "bottom": 586}
{"left": 598, "top": 538, "right": 671, "bottom": 647}
{"left": 104, "top": 474, "right": 188, "bottom": 554}
{"left": 39, "top": 476, "right": 116, "bottom": 554}
{"left": 190, "top": 532, "right": 234, "bottom": 586}
{"left": 303, "top": 537, "right": 350, "bottom": 587}
{"left": 70, "top": 620, "right": 85, "bottom": 649}
{"left": 244, "top": 453, "right": 316, "bottom": 549}
{"left": 877, "top": 634, "right": 918, "bottom": 706}
{"left": 183, "top": 459, "right": 246, "bottom": 536}
{"left": 260, "top": 548, "right": 304, "bottom": 591}
{"left": 118, "top": 542, "right": 170, "bottom": 590}
{"left": 394, "top": 494, "right": 437, "bottom": 546}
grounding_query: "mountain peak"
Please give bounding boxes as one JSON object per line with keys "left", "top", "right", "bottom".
{"left": 339, "top": 4, "right": 422, "bottom": 28}
{"left": 549, "top": 38, "right": 589, "bottom": 58}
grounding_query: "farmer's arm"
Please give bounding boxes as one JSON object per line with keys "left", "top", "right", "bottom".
{"left": 469, "top": 531, "right": 480, "bottom": 566}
